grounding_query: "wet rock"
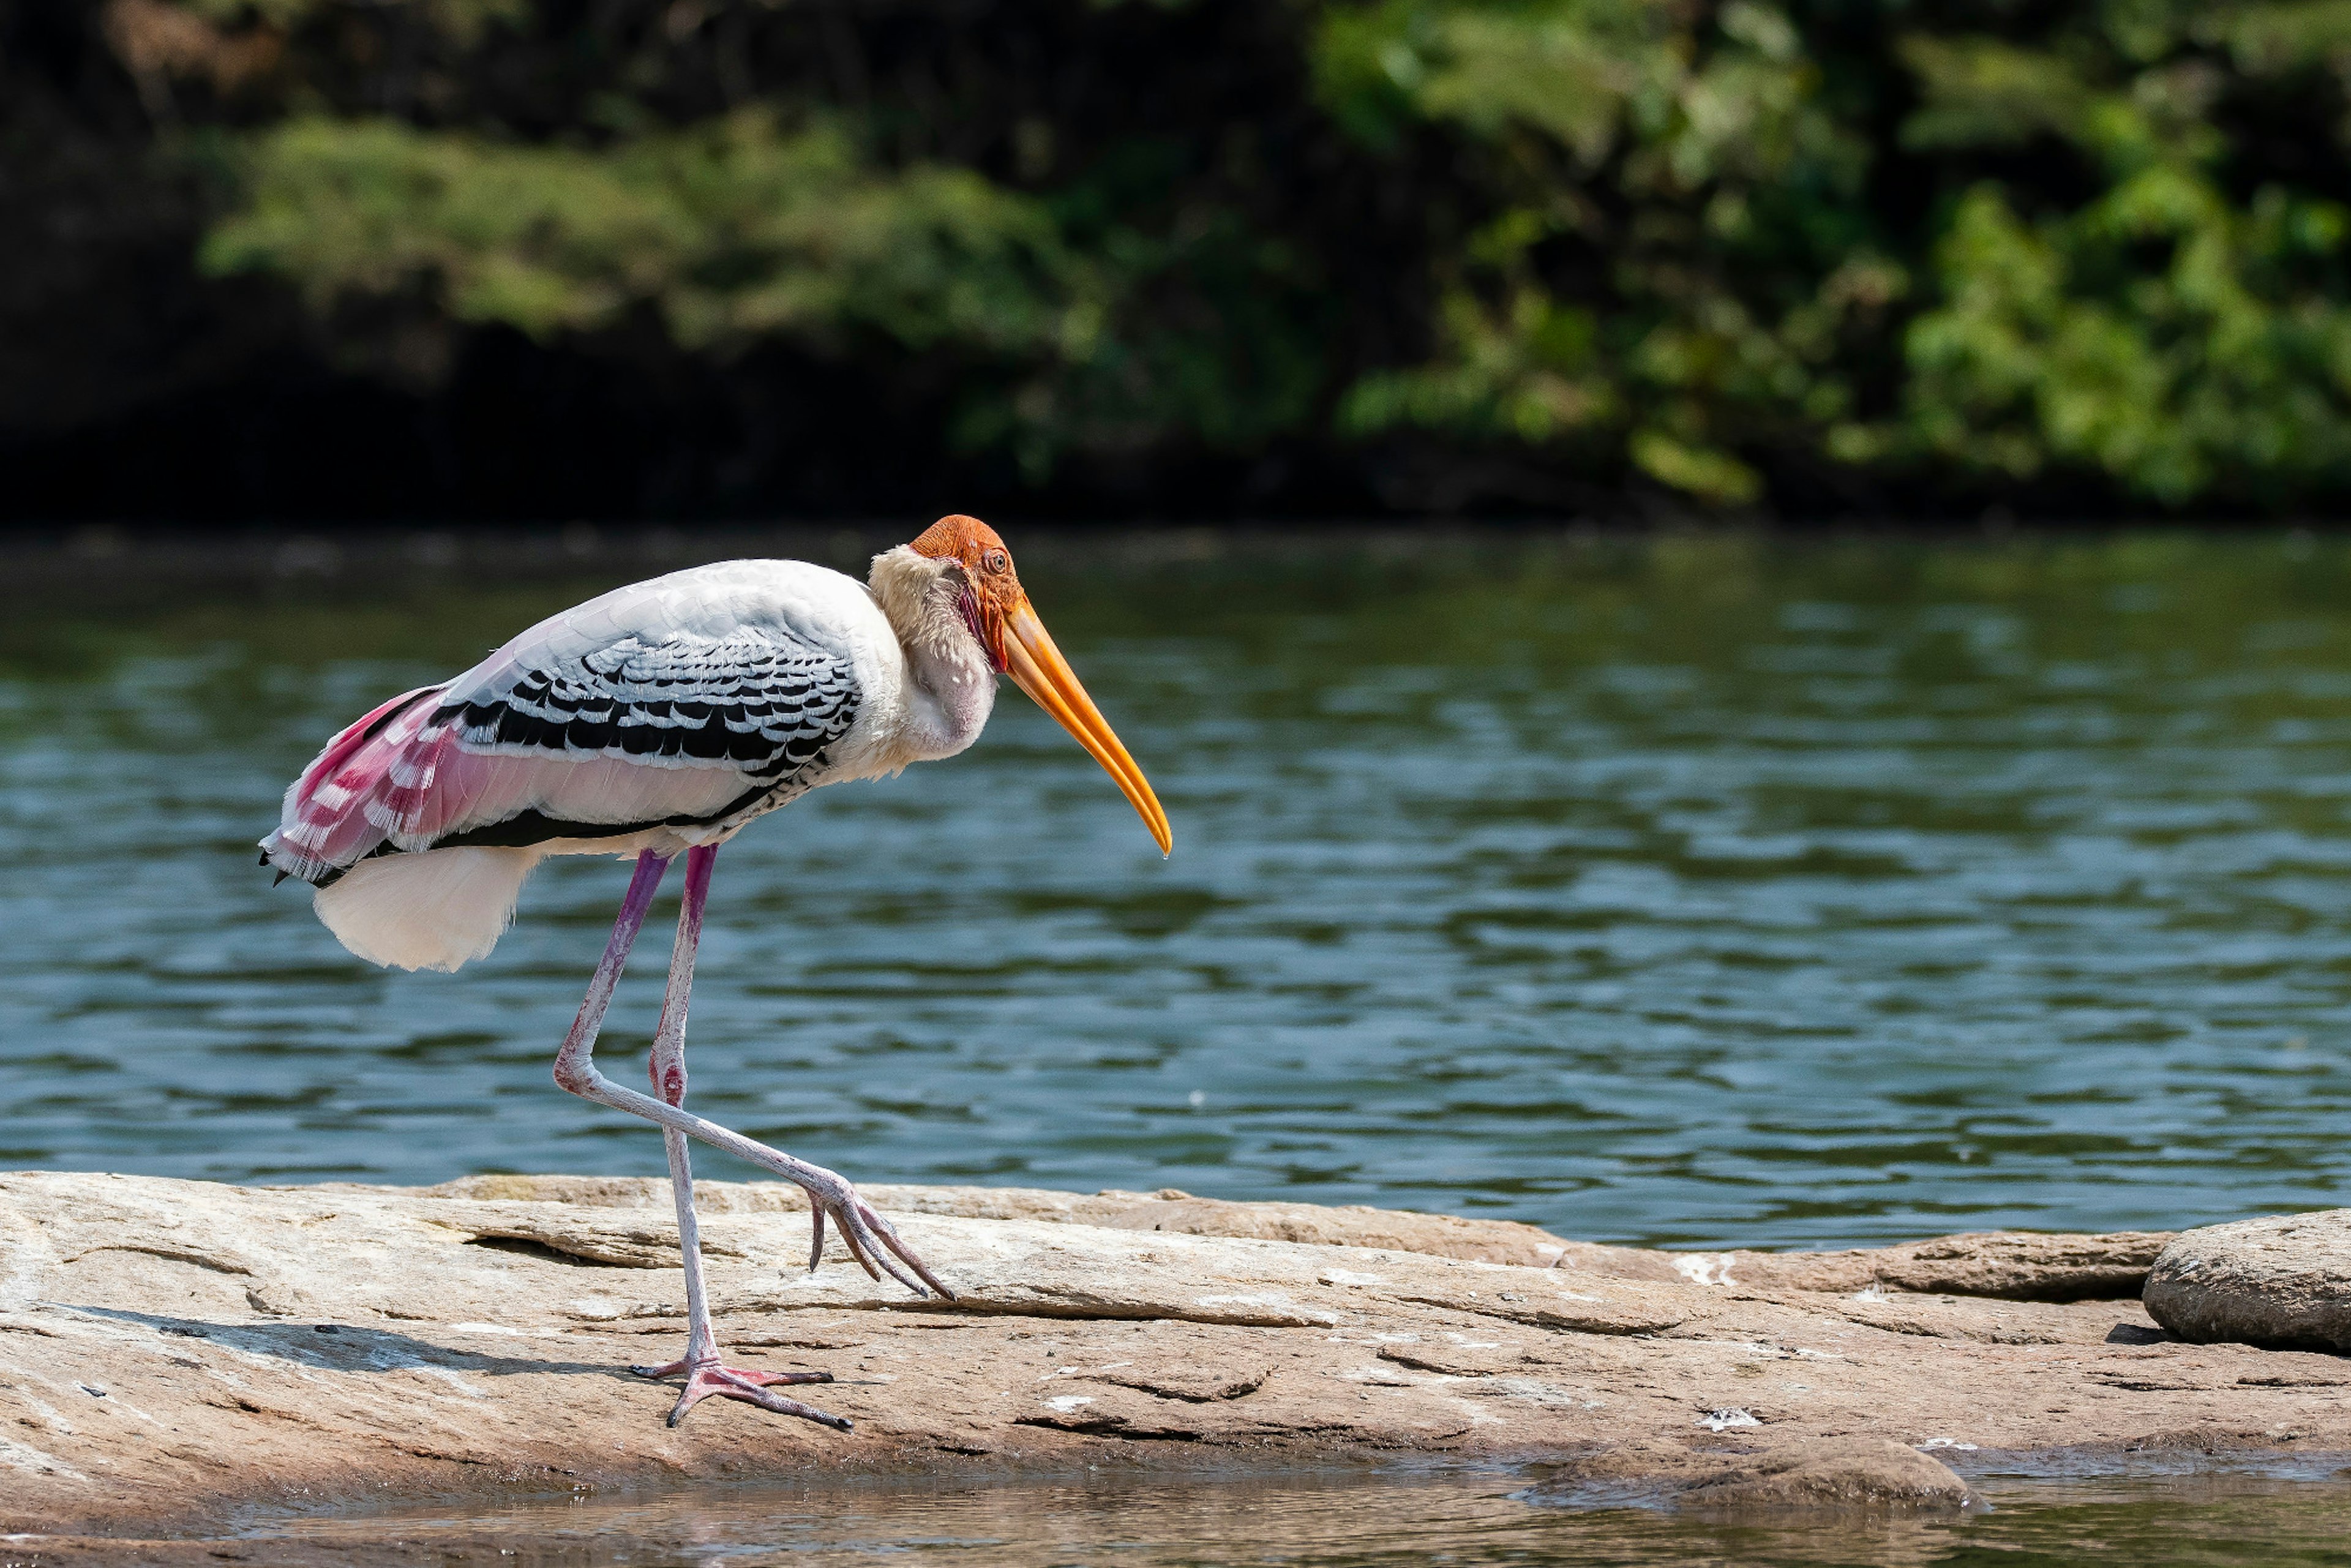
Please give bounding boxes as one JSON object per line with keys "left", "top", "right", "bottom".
{"left": 1683, "top": 1438, "right": 1971, "bottom": 1509}
{"left": 2143, "top": 1210, "right": 2351, "bottom": 1352}
{"left": 1534, "top": 1437, "right": 1968, "bottom": 1510}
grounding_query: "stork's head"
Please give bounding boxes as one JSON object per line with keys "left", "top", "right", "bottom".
{"left": 909, "top": 515, "right": 1172, "bottom": 855}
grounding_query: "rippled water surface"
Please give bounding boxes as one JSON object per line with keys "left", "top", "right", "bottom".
{"left": 250, "top": 1468, "right": 2351, "bottom": 1566}
{"left": 6, "top": 529, "right": 2350, "bottom": 1247}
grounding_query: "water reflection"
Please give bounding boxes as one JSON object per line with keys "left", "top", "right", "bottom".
{"left": 249, "top": 1468, "right": 2351, "bottom": 1566}
{"left": 2, "top": 530, "right": 2348, "bottom": 1246}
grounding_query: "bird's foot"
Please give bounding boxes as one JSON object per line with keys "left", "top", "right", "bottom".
{"left": 631, "top": 1357, "right": 847, "bottom": 1431}
{"left": 797, "top": 1164, "right": 956, "bottom": 1302}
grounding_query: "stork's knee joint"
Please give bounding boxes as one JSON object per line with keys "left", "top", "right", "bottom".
{"left": 553, "top": 1053, "right": 602, "bottom": 1097}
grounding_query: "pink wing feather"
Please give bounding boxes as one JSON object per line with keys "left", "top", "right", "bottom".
{"left": 264, "top": 685, "right": 459, "bottom": 882}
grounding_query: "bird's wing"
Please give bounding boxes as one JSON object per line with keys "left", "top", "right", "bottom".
{"left": 263, "top": 614, "right": 861, "bottom": 885}
{"left": 440, "top": 623, "right": 860, "bottom": 782}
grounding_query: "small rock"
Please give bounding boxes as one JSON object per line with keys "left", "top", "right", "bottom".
{"left": 2143, "top": 1210, "right": 2351, "bottom": 1352}
{"left": 244, "top": 1282, "right": 308, "bottom": 1317}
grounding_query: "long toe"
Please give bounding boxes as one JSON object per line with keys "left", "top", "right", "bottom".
{"left": 797, "top": 1166, "right": 953, "bottom": 1300}
{"left": 858, "top": 1202, "right": 957, "bottom": 1300}
{"left": 632, "top": 1357, "right": 831, "bottom": 1384}
{"left": 661, "top": 1362, "right": 849, "bottom": 1431}
{"left": 719, "top": 1367, "right": 834, "bottom": 1389}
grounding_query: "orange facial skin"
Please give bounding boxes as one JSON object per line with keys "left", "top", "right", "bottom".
{"left": 910, "top": 514, "right": 1172, "bottom": 855}
{"left": 910, "top": 514, "right": 1022, "bottom": 671}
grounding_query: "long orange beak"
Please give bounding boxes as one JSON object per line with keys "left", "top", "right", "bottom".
{"left": 1001, "top": 599, "right": 1172, "bottom": 855}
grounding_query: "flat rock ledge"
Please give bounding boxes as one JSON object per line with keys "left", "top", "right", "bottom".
{"left": 2146, "top": 1210, "right": 2351, "bottom": 1354}
{"left": 3, "top": 1172, "right": 2347, "bottom": 1546}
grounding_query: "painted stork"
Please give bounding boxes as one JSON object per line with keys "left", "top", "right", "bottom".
{"left": 260, "top": 516, "right": 1170, "bottom": 1429}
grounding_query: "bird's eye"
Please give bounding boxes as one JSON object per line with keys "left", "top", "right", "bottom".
{"left": 984, "top": 550, "right": 1009, "bottom": 574}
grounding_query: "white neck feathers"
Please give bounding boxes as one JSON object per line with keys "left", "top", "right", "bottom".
{"left": 867, "top": 546, "right": 997, "bottom": 765}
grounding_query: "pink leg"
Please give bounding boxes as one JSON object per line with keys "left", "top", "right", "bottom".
{"left": 629, "top": 846, "right": 844, "bottom": 1430}
{"left": 550, "top": 850, "right": 671, "bottom": 1088}
{"left": 553, "top": 854, "right": 950, "bottom": 1302}
{"left": 551, "top": 851, "right": 952, "bottom": 1428}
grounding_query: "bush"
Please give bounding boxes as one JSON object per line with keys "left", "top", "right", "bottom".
{"left": 11, "top": 0, "right": 2351, "bottom": 516}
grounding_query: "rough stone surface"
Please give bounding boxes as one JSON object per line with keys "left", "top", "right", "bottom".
{"left": 1532, "top": 1436, "right": 1972, "bottom": 1510}
{"left": 2, "top": 1172, "right": 2344, "bottom": 1545}
{"left": 1722, "top": 1230, "right": 2176, "bottom": 1301}
{"left": 2145, "top": 1210, "right": 2351, "bottom": 1353}
{"left": 418, "top": 1173, "right": 2173, "bottom": 1300}
{"left": 416, "top": 1174, "right": 1589, "bottom": 1270}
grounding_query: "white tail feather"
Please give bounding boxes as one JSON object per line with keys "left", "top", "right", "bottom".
{"left": 313, "top": 847, "right": 540, "bottom": 972}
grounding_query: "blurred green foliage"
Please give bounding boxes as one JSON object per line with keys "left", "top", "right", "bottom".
{"left": 1305, "top": 0, "right": 2351, "bottom": 508}
{"left": 1894, "top": 18, "right": 2351, "bottom": 505}
{"left": 208, "top": 114, "right": 1076, "bottom": 353}
{"left": 47, "top": 0, "right": 2351, "bottom": 512}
